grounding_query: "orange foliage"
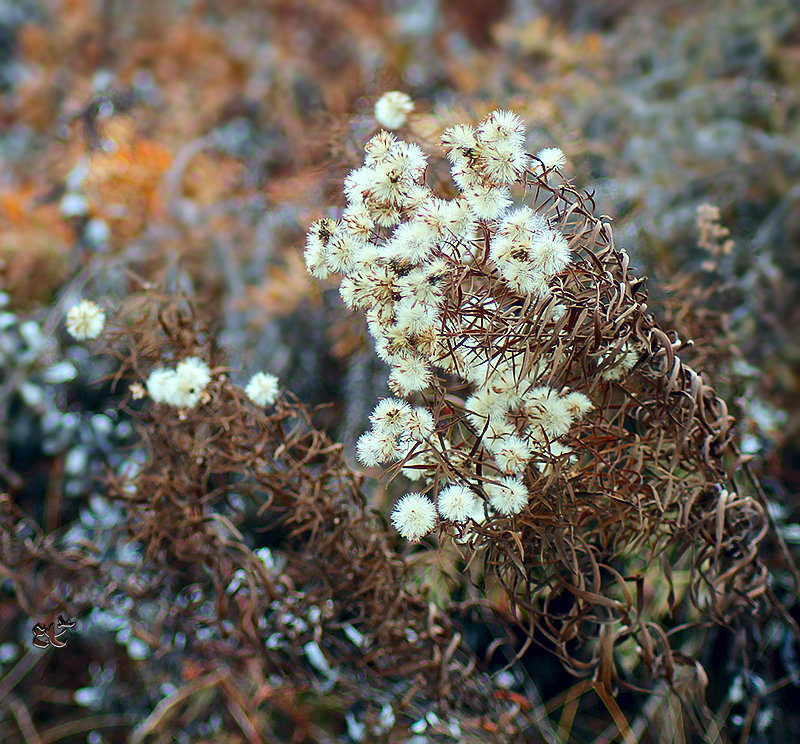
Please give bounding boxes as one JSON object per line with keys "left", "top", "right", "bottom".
{"left": 244, "top": 250, "right": 322, "bottom": 319}
{"left": 182, "top": 152, "right": 245, "bottom": 207}
{"left": 82, "top": 114, "right": 173, "bottom": 240}
{"left": 0, "top": 187, "right": 71, "bottom": 305}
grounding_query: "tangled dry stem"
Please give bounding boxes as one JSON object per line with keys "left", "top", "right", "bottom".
{"left": 428, "top": 169, "right": 768, "bottom": 686}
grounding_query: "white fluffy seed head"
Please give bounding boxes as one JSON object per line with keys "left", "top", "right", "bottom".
{"left": 409, "top": 327, "right": 439, "bottom": 358}
{"left": 529, "top": 228, "right": 572, "bottom": 277}
{"left": 535, "top": 147, "right": 566, "bottom": 172}
{"left": 305, "top": 218, "right": 339, "bottom": 278}
{"left": 494, "top": 255, "right": 549, "bottom": 296}
{"left": 354, "top": 242, "right": 381, "bottom": 268}
{"left": 387, "top": 141, "right": 427, "bottom": 179}
{"left": 441, "top": 124, "right": 478, "bottom": 162}
{"left": 384, "top": 220, "right": 437, "bottom": 263}
{"left": 476, "top": 139, "right": 527, "bottom": 184}
{"left": 146, "top": 368, "right": 177, "bottom": 404}
{"left": 463, "top": 182, "right": 512, "bottom": 221}
{"left": 373, "top": 335, "right": 400, "bottom": 365}
{"left": 356, "top": 430, "right": 399, "bottom": 467}
{"left": 245, "top": 372, "right": 280, "bottom": 407}
{"left": 147, "top": 359, "right": 212, "bottom": 409}
{"left": 391, "top": 492, "right": 437, "bottom": 540}
{"left": 395, "top": 299, "right": 439, "bottom": 335}
{"left": 437, "top": 483, "right": 479, "bottom": 522}
{"left": 601, "top": 349, "right": 639, "bottom": 381}
{"left": 375, "top": 91, "right": 414, "bottom": 130}
{"left": 370, "top": 397, "right": 413, "bottom": 435}
{"left": 450, "top": 162, "right": 483, "bottom": 191}
{"left": 485, "top": 418, "right": 516, "bottom": 444}
{"left": 389, "top": 356, "right": 432, "bottom": 395}
{"left": 305, "top": 236, "right": 329, "bottom": 279}
{"left": 416, "top": 198, "right": 452, "bottom": 238}
{"left": 525, "top": 388, "right": 574, "bottom": 439}
{"left": 486, "top": 362, "right": 524, "bottom": 395}
{"left": 380, "top": 324, "right": 416, "bottom": 360}
{"left": 364, "top": 130, "right": 399, "bottom": 166}
{"left": 486, "top": 477, "right": 529, "bottom": 515}
{"left": 171, "top": 357, "right": 212, "bottom": 408}
{"left": 342, "top": 205, "right": 375, "bottom": 241}
{"left": 407, "top": 406, "right": 435, "bottom": 441}
{"left": 397, "top": 266, "right": 445, "bottom": 305}
{"left": 356, "top": 431, "right": 382, "bottom": 467}
{"left": 547, "top": 441, "right": 572, "bottom": 458}
{"left": 442, "top": 198, "right": 478, "bottom": 244}
{"left": 403, "top": 184, "right": 433, "bottom": 212}
{"left": 367, "top": 199, "right": 402, "bottom": 227}
{"left": 326, "top": 231, "right": 364, "bottom": 275}
{"left": 466, "top": 388, "right": 510, "bottom": 431}
{"left": 344, "top": 166, "right": 377, "bottom": 205}
{"left": 476, "top": 110, "right": 526, "bottom": 148}
{"left": 499, "top": 207, "right": 546, "bottom": 242}
{"left": 338, "top": 276, "right": 360, "bottom": 309}
{"left": 490, "top": 232, "right": 529, "bottom": 263}
{"left": 562, "top": 391, "right": 593, "bottom": 418}
{"left": 489, "top": 435, "right": 532, "bottom": 475}
{"left": 369, "top": 162, "right": 412, "bottom": 207}
{"left": 362, "top": 264, "right": 399, "bottom": 307}
{"left": 65, "top": 300, "right": 105, "bottom": 341}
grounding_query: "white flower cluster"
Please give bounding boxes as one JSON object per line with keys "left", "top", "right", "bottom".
{"left": 66, "top": 300, "right": 105, "bottom": 341}
{"left": 306, "top": 110, "right": 587, "bottom": 542}
{"left": 356, "top": 397, "right": 434, "bottom": 467}
{"left": 143, "top": 362, "right": 280, "bottom": 412}
{"left": 146, "top": 357, "right": 212, "bottom": 409}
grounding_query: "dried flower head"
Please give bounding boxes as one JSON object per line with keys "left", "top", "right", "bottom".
{"left": 146, "top": 368, "right": 176, "bottom": 404}
{"left": 129, "top": 382, "right": 146, "bottom": 400}
{"left": 374, "top": 91, "right": 414, "bottom": 130}
{"left": 65, "top": 299, "right": 105, "bottom": 340}
{"left": 489, "top": 435, "right": 532, "bottom": 475}
{"left": 476, "top": 109, "right": 525, "bottom": 148}
{"left": 407, "top": 406, "right": 435, "bottom": 441}
{"left": 528, "top": 228, "right": 572, "bottom": 277}
{"left": 245, "top": 372, "right": 280, "bottom": 406}
{"left": 600, "top": 345, "right": 640, "bottom": 381}
{"left": 390, "top": 492, "right": 436, "bottom": 540}
{"left": 437, "top": 484, "right": 479, "bottom": 522}
{"left": 535, "top": 147, "right": 566, "bottom": 172}
{"left": 356, "top": 429, "right": 404, "bottom": 467}
{"left": 486, "top": 477, "right": 529, "bottom": 516}
{"left": 173, "top": 357, "right": 212, "bottom": 407}
{"left": 388, "top": 356, "right": 432, "bottom": 395}
{"left": 148, "top": 357, "right": 212, "bottom": 409}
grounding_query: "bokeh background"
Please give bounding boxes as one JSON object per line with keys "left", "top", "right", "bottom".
{"left": 1, "top": 0, "right": 799, "bottom": 742}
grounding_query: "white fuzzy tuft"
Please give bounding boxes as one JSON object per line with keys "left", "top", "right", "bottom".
{"left": 391, "top": 492, "right": 437, "bottom": 540}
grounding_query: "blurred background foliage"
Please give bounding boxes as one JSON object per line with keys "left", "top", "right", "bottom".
{"left": 1, "top": 0, "right": 799, "bottom": 742}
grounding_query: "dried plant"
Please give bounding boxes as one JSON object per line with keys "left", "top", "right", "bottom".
{"left": 47, "top": 290, "right": 540, "bottom": 741}
{"left": 306, "top": 109, "right": 769, "bottom": 690}
{"left": 2, "top": 2, "right": 798, "bottom": 740}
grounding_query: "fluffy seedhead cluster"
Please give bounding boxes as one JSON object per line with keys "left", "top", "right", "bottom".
{"left": 306, "top": 110, "right": 768, "bottom": 683}
{"left": 83, "top": 295, "right": 536, "bottom": 740}
{"left": 0, "top": 290, "right": 543, "bottom": 741}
